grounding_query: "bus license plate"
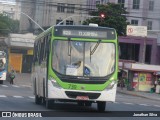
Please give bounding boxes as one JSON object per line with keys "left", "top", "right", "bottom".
{"left": 76, "top": 96, "right": 89, "bottom": 100}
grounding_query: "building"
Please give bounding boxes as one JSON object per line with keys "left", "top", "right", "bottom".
{"left": 87, "top": 0, "right": 160, "bottom": 31}
{"left": 0, "top": 0, "right": 21, "bottom": 20}
{"left": 8, "top": 33, "right": 36, "bottom": 73}
{"left": 19, "top": 0, "right": 88, "bottom": 32}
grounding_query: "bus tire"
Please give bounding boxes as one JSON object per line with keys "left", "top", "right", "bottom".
{"left": 46, "top": 99, "right": 54, "bottom": 109}
{"left": 34, "top": 79, "right": 42, "bottom": 104}
{"left": 97, "top": 101, "right": 106, "bottom": 112}
{"left": 0, "top": 81, "right": 3, "bottom": 84}
{"left": 85, "top": 102, "right": 92, "bottom": 107}
{"left": 35, "top": 95, "right": 42, "bottom": 104}
{"left": 77, "top": 101, "right": 84, "bottom": 106}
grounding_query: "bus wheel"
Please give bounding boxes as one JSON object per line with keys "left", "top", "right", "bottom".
{"left": 0, "top": 81, "right": 3, "bottom": 84}
{"left": 46, "top": 99, "right": 54, "bottom": 109}
{"left": 77, "top": 101, "right": 84, "bottom": 106}
{"left": 35, "top": 95, "right": 42, "bottom": 104}
{"left": 85, "top": 102, "right": 92, "bottom": 107}
{"left": 97, "top": 101, "right": 106, "bottom": 112}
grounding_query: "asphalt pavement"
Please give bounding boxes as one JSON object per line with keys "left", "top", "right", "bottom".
{"left": 10, "top": 73, "right": 160, "bottom": 101}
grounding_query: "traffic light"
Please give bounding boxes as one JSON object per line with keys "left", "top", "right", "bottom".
{"left": 100, "top": 13, "right": 105, "bottom": 19}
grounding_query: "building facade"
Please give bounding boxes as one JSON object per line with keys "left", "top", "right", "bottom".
{"left": 0, "top": 0, "right": 21, "bottom": 20}
{"left": 19, "top": 0, "right": 89, "bottom": 32}
{"left": 87, "top": 0, "right": 160, "bottom": 31}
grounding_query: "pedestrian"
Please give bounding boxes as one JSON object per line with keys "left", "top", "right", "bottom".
{"left": 119, "top": 77, "right": 125, "bottom": 90}
{"left": 9, "top": 70, "right": 15, "bottom": 84}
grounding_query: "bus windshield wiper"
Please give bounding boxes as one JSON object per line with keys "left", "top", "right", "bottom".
{"left": 90, "top": 40, "right": 101, "bottom": 55}
{"left": 68, "top": 39, "right": 72, "bottom": 64}
{"left": 90, "top": 39, "right": 101, "bottom": 62}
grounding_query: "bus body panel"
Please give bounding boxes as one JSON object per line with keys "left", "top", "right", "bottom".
{"left": 47, "top": 80, "right": 117, "bottom": 102}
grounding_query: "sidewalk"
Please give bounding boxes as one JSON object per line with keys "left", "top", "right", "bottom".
{"left": 13, "top": 73, "right": 32, "bottom": 87}
{"left": 117, "top": 87, "right": 160, "bottom": 101}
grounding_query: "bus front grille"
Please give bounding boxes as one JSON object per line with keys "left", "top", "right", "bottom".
{"left": 65, "top": 91, "right": 101, "bottom": 99}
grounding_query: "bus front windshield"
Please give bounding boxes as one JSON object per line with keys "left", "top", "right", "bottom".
{"left": 52, "top": 40, "right": 115, "bottom": 77}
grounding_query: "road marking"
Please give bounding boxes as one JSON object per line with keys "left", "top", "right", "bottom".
{"left": 139, "top": 104, "right": 150, "bottom": 106}
{"left": 1, "top": 85, "right": 8, "bottom": 87}
{"left": 13, "top": 96, "right": 24, "bottom": 98}
{"left": 12, "top": 85, "right": 20, "bottom": 88}
{"left": 123, "top": 102, "right": 134, "bottom": 105}
{"left": 154, "top": 105, "right": 160, "bottom": 108}
{"left": 114, "top": 102, "right": 119, "bottom": 104}
{"left": 28, "top": 96, "right": 35, "bottom": 99}
{"left": 0, "top": 95, "right": 7, "bottom": 97}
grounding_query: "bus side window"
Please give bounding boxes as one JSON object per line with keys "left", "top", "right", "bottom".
{"left": 38, "top": 41, "right": 41, "bottom": 64}
{"left": 33, "top": 42, "right": 38, "bottom": 64}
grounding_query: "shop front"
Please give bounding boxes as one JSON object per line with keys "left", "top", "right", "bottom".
{"left": 123, "top": 62, "right": 160, "bottom": 92}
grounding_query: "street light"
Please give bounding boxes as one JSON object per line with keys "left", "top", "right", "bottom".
{"left": 20, "top": 12, "right": 45, "bottom": 32}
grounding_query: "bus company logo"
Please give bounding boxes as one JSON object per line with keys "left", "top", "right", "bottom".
{"left": 2, "top": 112, "right": 11, "bottom": 117}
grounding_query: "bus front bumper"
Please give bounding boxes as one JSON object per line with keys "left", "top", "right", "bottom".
{"left": 47, "top": 81, "right": 117, "bottom": 102}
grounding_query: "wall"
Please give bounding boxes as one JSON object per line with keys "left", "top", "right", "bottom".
{"left": 119, "top": 36, "right": 158, "bottom": 65}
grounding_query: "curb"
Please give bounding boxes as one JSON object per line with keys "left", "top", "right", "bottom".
{"left": 117, "top": 90, "right": 160, "bottom": 101}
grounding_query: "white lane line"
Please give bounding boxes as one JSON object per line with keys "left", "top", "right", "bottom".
{"left": 12, "top": 85, "right": 20, "bottom": 88}
{"left": 139, "top": 104, "right": 150, "bottom": 106}
{"left": 123, "top": 102, "right": 134, "bottom": 105}
{"left": 28, "top": 96, "right": 35, "bottom": 99}
{"left": 1, "top": 85, "right": 8, "bottom": 87}
{"left": 154, "top": 105, "right": 160, "bottom": 108}
{"left": 114, "top": 102, "right": 119, "bottom": 104}
{"left": 13, "top": 96, "right": 24, "bottom": 98}
{"left": 0, "top": 95, "right": 7, "bottom": 97}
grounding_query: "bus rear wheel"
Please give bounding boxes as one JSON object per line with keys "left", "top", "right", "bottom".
{"left": 35, "top": 95, "right": 42, "bottom": 104}
{"left": 97, "top": 101, "right": 106, "bottom": 112}
{"left": 0, "top": 81, "right": 3, "bottom": 84}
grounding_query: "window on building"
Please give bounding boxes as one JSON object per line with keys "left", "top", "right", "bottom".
{"left": 118, "top": 0, "right": 125, "bottom": 8}
{"left": 133, "top": 0, "right": 140, "bottom": 9}
{"left": 147, "top": 21, "right": 152, "bottom": 30}
{"left": 145, "top": 45, "right": 152, "bottom": 64}
{"left": 96, "top": 0, "right": 100, "bottom": 5}
{"left": 67, "top": 4, "right": 75, "bottom": 13}
{"left": 131, "top": 20, "right": 138, "bottom": 26}
{"left": 57, "top": 3, "right": 65, "bottom": 12}
{"left": 119, "top": 43, "right": 140, "bottom": 62}
{"left": 149, "top": 1, "right": 154, "bottom": 11}
{"left": 56, "top": 19, "right": 63, "bottom": 25}
{"left": 66, "top": 20, "right": 73, "bottom": 25}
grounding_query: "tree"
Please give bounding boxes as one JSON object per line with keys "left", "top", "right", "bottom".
{"left": 0, "top": 14, "right": 19, "bottom": 36}
{"left": 83, "top": 3, "right": 129, "bottom": 36}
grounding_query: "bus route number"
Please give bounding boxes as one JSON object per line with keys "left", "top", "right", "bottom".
{"left": 68, "top": 84, "right": 77, "bottom": 89}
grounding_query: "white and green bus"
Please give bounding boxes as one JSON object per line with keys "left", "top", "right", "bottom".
{"left": 0, "top": 51, "right": 7, "bottom": 84}
{"left": 32, "top": 24, "right": 118, "bottom": 112}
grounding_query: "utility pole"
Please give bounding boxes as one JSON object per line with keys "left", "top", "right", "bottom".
{"left": 141, "top": 37, "right": 147, "bottom": 63}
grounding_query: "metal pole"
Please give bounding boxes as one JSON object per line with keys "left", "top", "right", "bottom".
{"left": 141, "top": 37, "right": 147, "bottom": 63}
{"left": 20, "top": 12, "right": 45, "bottom": 32}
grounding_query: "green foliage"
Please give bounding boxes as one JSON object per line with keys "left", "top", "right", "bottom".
{"left": 83, "top": 3, "right": 129, "bottom": 36}
{"left": 0, "top": 14, "right": 19, "bottom": 36}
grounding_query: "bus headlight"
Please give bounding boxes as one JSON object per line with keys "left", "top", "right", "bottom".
{"left": 49, "top": 77, "right": 61, "bottom": 88}
{"left": 106, "top": 81, "right": 117, "bottom": 89}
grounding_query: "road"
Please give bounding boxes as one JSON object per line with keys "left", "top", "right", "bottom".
{"left": 0, "top": 81, "right": 160, "bottom": 120}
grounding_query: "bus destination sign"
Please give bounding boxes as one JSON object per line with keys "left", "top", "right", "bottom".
{"left": 62, "top": 29, "right": 108, "bottom": 38}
